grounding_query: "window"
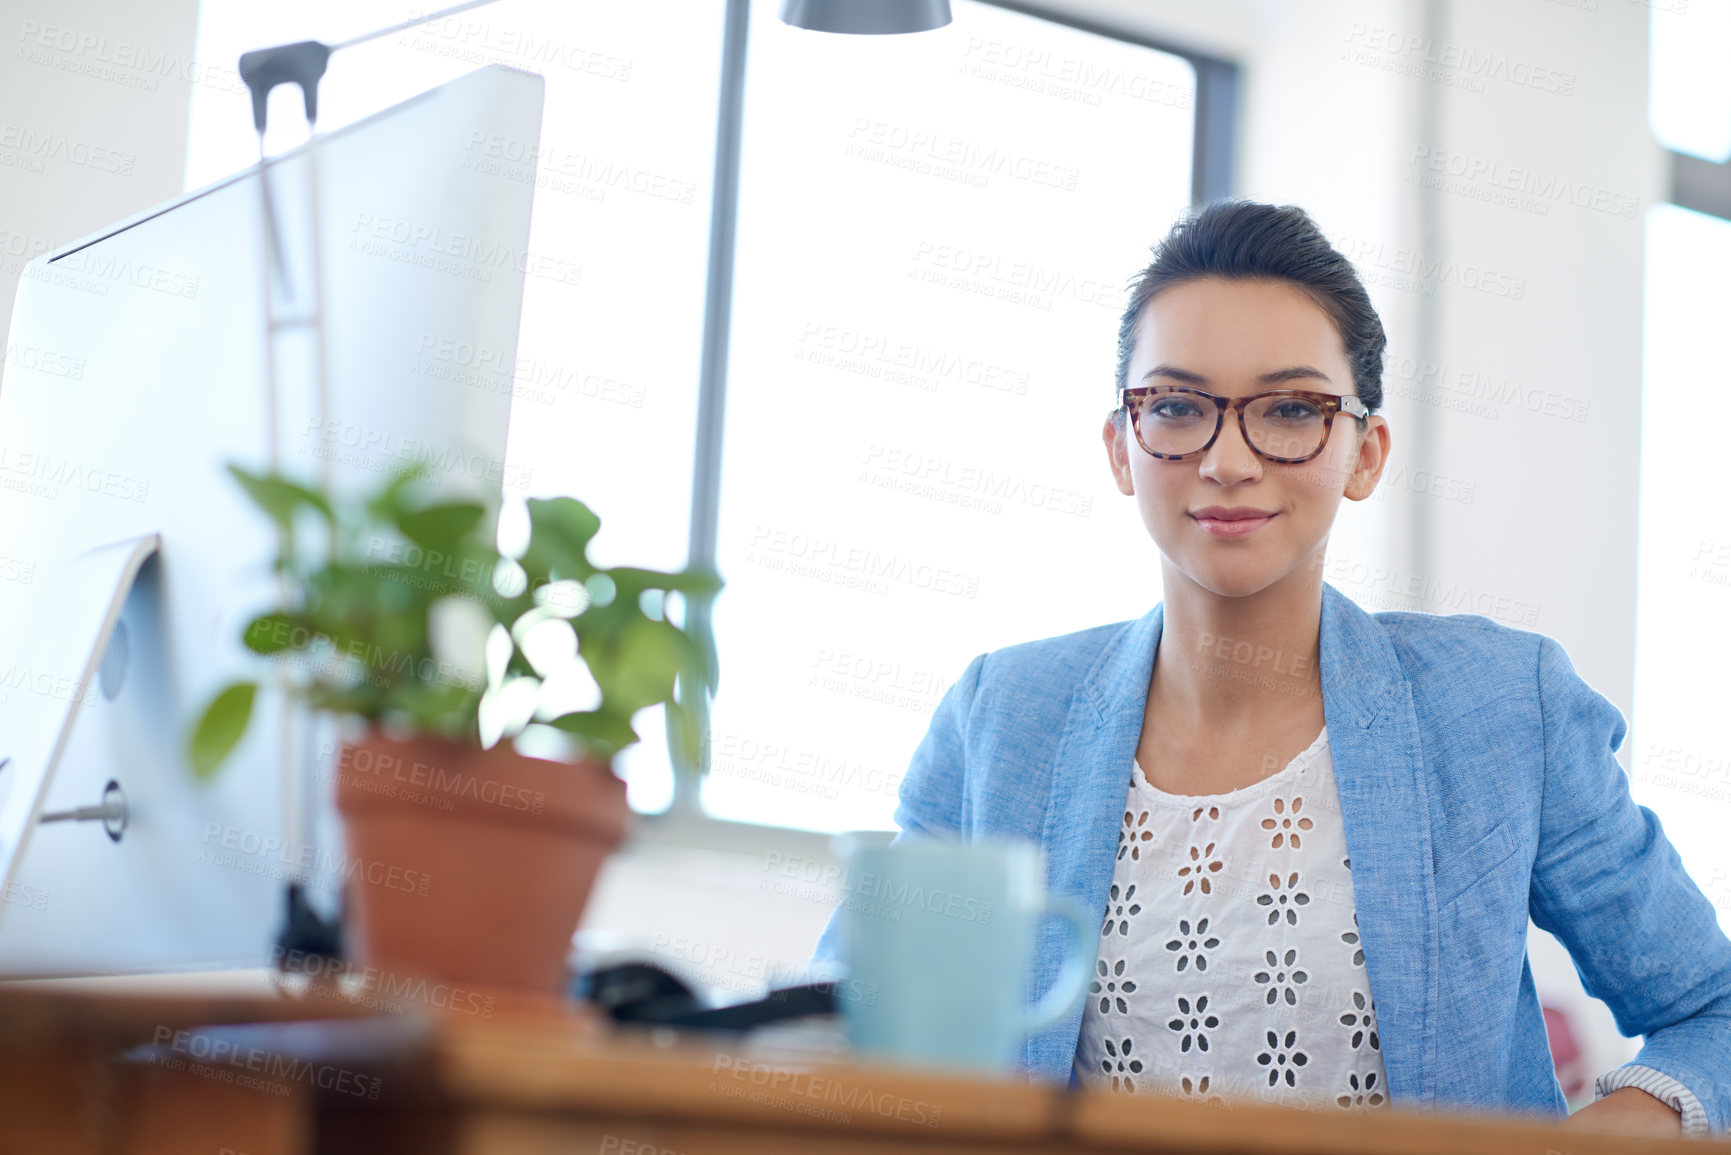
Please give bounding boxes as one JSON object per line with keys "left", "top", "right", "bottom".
{"left": 187, "top": 0, "right": 1203, "bottom": 832}
{"left": 1647, "top": 0, "right": 1731, "bottom": 164}
{"left": 188, "top": 0, "right": 723, "bottom": 812}
{"left": 703, "top": 2, "right": 1196, "bottom": 831}
{"left": 1631, "top": 202, "right": 1731, "bottom": 932}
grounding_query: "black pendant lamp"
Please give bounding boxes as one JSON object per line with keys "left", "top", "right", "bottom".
{"left": 779, "top": 0, "right": 952, "bottom": 34}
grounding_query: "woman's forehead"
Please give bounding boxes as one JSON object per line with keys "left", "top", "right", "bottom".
{"left": 1131, "top": 278, "right": 1350, "bottom": 382}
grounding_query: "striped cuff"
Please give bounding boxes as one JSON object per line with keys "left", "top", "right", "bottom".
{"left": 1594, "top": 1064, "right": 1709, "bottom": 1136}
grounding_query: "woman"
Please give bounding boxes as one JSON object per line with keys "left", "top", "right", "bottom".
{"left": 814, "top": 200, "right": 1731, "bottom": 1136}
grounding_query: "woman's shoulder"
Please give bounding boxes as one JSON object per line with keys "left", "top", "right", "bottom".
{"left": 1362, "top": 605, "right": 1602, "bottom": 724}
{"left": 1366, "top": 604, "right": 1549, "bottom": 674}
{"left": 971, "top": 615, "right": 1141, "bottom": 690}
{"left": 1320, "top": 582, "right": 1603, "bottom": 728}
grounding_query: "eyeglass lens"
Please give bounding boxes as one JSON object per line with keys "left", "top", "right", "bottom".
{"left": 1133, "top": 392, "right": 1328, "bottom": 459}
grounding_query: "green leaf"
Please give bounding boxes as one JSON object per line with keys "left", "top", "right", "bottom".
{"left": 305, "top": 681, "right": 387, "bottom": 719}
{"left": 189, "top": 681, "right": 257, "bottom": 779}
{"left": 302, "top": 567, "right": 398, "bottom": 663}
{"left": 203, "top": 455, "right": 728, "bottom": 771}
{"left": 365, "top": 462, "right": 433, "bottom": 522}
{"left": 584, "top": 617, "right": 684, "bottom": 716}
{"left": 387, "top": 680, "right": 482, "bottom": 741}
{"left": 671, "top": 619, "right": 719, "bottom": 694}
{"left": 665, "top": 697, "right": 706, "bottom": 771}
{"left": 606, "top": 566, "right": 724, "bottom": 599}
{"left": 450, "top": 543, "right": 511, "bottom": 602}
{"left": 545, "top": 708, "right": 639, "bottom": 761}
{"left": 242, "top": 612, "right": 310, "bottom": 655}
{"left": 395, "top": 502, "right": 486, "bottom": 556}
{"left": 529, "top": 497, "right": 601, "bottom": 549}
{"left": 227, "top": 465, "right": 333, "bottom": 529}
{"left": 523, "top": 498, "right": 600, "bottom": 582}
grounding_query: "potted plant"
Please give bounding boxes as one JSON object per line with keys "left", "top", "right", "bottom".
{"left": 188, "top": 462, "right": 720, "bottom": 997}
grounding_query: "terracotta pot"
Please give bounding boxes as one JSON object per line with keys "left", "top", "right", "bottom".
{"left": 332, "top": 732, "right": 629, "bottom": 995}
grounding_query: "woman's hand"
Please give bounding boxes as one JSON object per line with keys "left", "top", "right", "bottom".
{"left": 1561, "top": 1087, "right": 1683, "bottom": 1135}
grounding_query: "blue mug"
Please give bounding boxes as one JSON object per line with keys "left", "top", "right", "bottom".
{"left": 835, "top": 835, "right": 1092, "bottom": 1076}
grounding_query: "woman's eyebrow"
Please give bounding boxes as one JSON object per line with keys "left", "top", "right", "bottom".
{"left": 1258, "top": 365, "right": 1334, "bottom": 384}
{"left": 1138, "top": 364, "right": 1335, "bottom": 385}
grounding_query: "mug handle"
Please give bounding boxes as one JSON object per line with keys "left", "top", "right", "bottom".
{"left": 1020, "top": 894, "right": 1094, "bottom": 1035}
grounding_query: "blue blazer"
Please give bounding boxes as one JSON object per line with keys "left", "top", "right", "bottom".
{"left": 813, "top": 581, "right": 1731, "bottom": 1128}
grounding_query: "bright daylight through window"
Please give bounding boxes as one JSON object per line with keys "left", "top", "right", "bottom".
{"left": 186, "top": 0, "right": 1197, "bottom": 832}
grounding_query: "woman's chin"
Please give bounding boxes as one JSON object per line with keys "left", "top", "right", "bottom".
{"left": 1174, "top": 559, "right": 1284, "bottom": 601}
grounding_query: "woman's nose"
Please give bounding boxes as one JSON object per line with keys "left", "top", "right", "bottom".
{"left": 1197, "top": 415, "right": 1262, "bottom": 484}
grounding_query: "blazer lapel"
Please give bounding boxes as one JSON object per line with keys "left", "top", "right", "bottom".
{"left": 1025, "top": 584, "right": 1439, "bottom": 1106}
{"left": 1026, "top": 599, "right": 1164, "bottom": 1080}
{"left": 1318, "top": 582, "right": 1438, "bottom": 1107}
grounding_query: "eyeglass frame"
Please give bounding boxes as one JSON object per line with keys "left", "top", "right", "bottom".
{"left": 1115, "top": 385, "right": 1372, "bottom": 465}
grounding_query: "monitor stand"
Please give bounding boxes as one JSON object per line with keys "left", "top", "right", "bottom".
{"left": 0, "top": 535, "right": 159, "bottom": 928}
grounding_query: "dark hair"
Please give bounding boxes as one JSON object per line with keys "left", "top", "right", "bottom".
{"left": 1114, "top": 200, "right": 1386, "bottom": 412}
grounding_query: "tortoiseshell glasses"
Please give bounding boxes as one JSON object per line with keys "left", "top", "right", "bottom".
{"left": 1117, "top": 386, "right": 1371, "bottom": 464}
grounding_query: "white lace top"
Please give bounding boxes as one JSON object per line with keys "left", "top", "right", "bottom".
{"left": 1073, "top": 725, "right": 1391, "bottom": 1111}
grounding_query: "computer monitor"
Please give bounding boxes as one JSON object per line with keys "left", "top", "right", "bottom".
{"left": 0, "top": 63, "right": 544, "bottom": 976}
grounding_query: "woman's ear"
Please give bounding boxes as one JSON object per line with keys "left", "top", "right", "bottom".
{"left": 1102, "top": 409, "right": 1136, "bottom": 496}
{"left": 1341, "top": 416, "right": 1391, "bottom": 501}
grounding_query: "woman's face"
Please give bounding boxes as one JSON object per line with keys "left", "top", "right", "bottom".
{"left": 1102, "top": 276, "right": 1391, "bottom": 600}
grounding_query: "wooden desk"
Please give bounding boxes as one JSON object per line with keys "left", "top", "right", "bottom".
{"left": 0, "top": 976, "right": 1719, "bottom": 1155}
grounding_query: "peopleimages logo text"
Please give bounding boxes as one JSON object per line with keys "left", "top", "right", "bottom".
{"left": 0, "top": 122, "right": 134, "bottom": 174}
{"left": 762, "top": 851, "right": 995, "bottom": 924}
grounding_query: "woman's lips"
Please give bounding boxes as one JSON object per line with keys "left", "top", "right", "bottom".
{"left": 1191, "top": 513, "right": 1276, "bottom": 538}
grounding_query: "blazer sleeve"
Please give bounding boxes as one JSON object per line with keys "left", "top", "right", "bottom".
{"left": 1527, "top": 634, "right": 1731, "bottom": 1132}
{"left": 810, "top": 651, "right": 986, "bottom": 965}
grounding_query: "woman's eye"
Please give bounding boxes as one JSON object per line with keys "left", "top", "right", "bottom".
{"left": 1149, "top": 399, "right": 1202, "bottom": 420}
{"left": 1269, "top": 401, "right": 1322, "bottom": 421}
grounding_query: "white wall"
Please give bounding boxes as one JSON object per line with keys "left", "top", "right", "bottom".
{"left": 0, "top": 0, "right": 203, "bottom": 344}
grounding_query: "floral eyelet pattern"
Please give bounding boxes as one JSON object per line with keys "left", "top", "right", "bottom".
{"left": 1337, "top": 1070, "right": 1385, "bottom": 1109}
{"left": 1102, "top": 1036, "right": 1143, "bottom": 1092}
{"left": 1255, "top": 871, "right": 1312, "bottom": 927}
{"left": 1253, "top": 947, "right": 1310, "bottom": 1006}
{"left": 1339, "top": 991, "right": 1379, "bottom": 1051}
{"left": 1179, "top": 1074, "right": 1222, "bottom": 1103}
{"left": 1260, "top": 794, "right": 1315, "bottom": 849}
{"left": 1257, "top": 1029, "right": 1310, "bottom": 1088}
{"left": 1092, "top": 958, "right": 1139, "bottom": 1014}
{"left": 1342, "top": 914, "right": 1365, "bottom": 966}
{"left": 1076, "top": 730, "right": 1388, "bottom": 1111}
{"left": 1101, "top": 883, "right": 1142, "bottom": 937}
{"left": 1164, "top": 917, "right": 1220, "bottom": 973}
{"left": 1177, "top": 840, "right": 1224, "bottom": 896}
{"left": 1167, "top": 994, "right": 1219, "bottom": 1053}
{"left": 1119, "top": 809, "right": 1155, "bottom": 861}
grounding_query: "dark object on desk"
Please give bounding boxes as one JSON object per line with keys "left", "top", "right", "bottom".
{"left": 575, "top": 961, "right": 839, "bottom": 1032}
{"left": 275, "top": 881, "right": 344, "bottom": 967}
